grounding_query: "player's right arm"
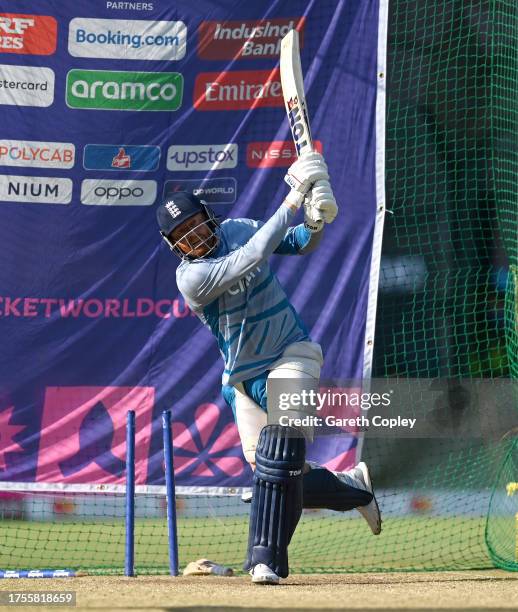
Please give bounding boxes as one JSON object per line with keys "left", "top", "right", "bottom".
{"left": 178, "top": 203, "right": 295, "bottom": 308}
{"left": 178, "top": 153, "right": 328, "bottom": 309}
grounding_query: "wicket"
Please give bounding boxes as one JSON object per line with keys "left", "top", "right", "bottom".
{"left": 125, "top": 409, "right": 179, "bottom": 577}
{"left": 125, "top": 410, "right": 136, "bottom": 577}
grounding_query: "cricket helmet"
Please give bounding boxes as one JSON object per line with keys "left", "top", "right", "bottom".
{"left": 156, "top": 191, "right": 219, "bottom": 259}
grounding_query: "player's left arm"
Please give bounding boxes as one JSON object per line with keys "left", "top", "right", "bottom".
{"left": 274, "top": 224, "right": 323, "bottom": 255}
{"left": 275, "top": 179, "right": 338, "bottom": 255}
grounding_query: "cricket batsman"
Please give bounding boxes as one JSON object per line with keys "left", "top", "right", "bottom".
{"left": 156, "top": 152, "right": 381, "bottom": 584}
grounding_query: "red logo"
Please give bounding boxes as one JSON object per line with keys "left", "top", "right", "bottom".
{"left": 194, "top": 69, "right": 283, "bottom": 111}
{"left": 247, "top": 140, "right": 323, "bottom": 168}
{"left": 198, "top": 17, "right": 304, "bottom": 60}
{"left": 0, "top": 13, "right": 57, "bottom": 55}
{"left": 111, "top": 147, "right": 131, "bottom": 169}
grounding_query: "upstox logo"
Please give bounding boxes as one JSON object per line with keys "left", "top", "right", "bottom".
{"left": 167, "top": 144, "right": 237, "bottom": 171}
{"left": 66, "top": 69, "right": 183, "bottom": 111}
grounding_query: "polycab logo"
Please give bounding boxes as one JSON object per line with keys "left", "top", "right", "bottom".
{"left": 81, "top": 179, "right": 157, "bottom": 206}
{"left": 83, "top": 144, "right": 160, "bottom": 172}
{"left": 0, "top": 65, "right": 54, "bottom": 107}
{"left": 66, "top": 69, "right": 183, "bottom": 111}
{"left": 194, "top": 69, "right": 282, "bottom": 111}
{"left": 0, "top": 175, "right": 72, "bottom": 205}
{"left": 0, "top": 13, "right": 57, "bottom": 55}
{"left": 246, "top": 140, "right": 323, "bottom": 168}
{"left": 167, "top": 144, "right": 237, "bottom": 171}
{"left": 68, "top": 18, "right": 186, "bottom": 61}
{"left": 198, "top": 18, "right": 304, "bottom": 60}
{"left": 163, "top": 177, "right": 236, "bottom": 204}
{"left": 0, "top": 140, "right": 75, "bottom": 169}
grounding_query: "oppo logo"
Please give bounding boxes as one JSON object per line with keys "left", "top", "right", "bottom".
{"left": 94, "top": 186, "right": 143, "bottom": 199}
{"left": 81, "top": 179, "right": 156, "bottom": 206}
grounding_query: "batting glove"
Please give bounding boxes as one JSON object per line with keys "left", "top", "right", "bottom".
{"left": 303, "top": 209, "right": 324, "bottom": 233}
{"left": 284, "top": 152, "right": 329, "bottom": 196}
{"left": 304, "top": 180, "right": 338, "bottom": 227}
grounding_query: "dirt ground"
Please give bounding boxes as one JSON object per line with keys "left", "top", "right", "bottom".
{"left": 0, "top": 570, "right": 517, "bottom": 611}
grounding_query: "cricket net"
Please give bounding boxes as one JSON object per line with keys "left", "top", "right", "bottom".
{"left": 1, "top": 0, "right": 516, "bottom": 575}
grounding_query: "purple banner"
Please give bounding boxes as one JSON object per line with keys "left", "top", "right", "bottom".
{"left": 0, "top": 0, "right": 384, "bottom": 489}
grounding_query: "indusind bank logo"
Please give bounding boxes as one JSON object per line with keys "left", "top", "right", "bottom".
{"left": 66, "top": 69, "right": 183, "bottom": 111}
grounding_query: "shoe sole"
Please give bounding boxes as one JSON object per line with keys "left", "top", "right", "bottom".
{"left": 356, "top": 462, "right": 382, "bottom": 535}
{"left": 251, "top": 575, "right": 280, "bottom": 585}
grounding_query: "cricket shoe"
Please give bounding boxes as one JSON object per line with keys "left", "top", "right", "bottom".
{"left": 250, "top": 563, "right": 280, "bottom": 585}
{"left": 335, "top": 462, "right": 382, "bottom": 535}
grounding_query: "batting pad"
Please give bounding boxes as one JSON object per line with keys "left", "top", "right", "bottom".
{"left": 244, "top": 425, "right": 305, "bottom": 578}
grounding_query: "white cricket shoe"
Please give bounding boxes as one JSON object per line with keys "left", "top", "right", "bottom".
{"left": 250, "top": 563, "right": 280, "bottom": 585}
{"left": 335, "top": 461, "right": 382, "bottom": 535}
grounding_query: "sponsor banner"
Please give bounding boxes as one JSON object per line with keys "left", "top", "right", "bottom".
{"left": 66, "top": 69, "right": 183, "bottom": 111}
{"left": 0, "top": 140, "right": 75, "bottom": 169}
{"left": 164, "top": 177, "right": 236, "bottom": 204}
{"left": 167, "top": 143, "right": 237, "bottom": 172}
{"left": 0, "top": 175, "right": 72, "bottom": 204}
{"left": 81, "top": 178, "right": 157, "bottom": 206}
{"left": 198, "top": 18, "right": 304, "bottom": 60}
{"left": 194, "top": 69, "right": 282, "bottom": 111}
{"left": 0, "top": 13, "right": 57, "bottom": 55}
{"left": 247, "top": 140, "right": 323, "bottom": 168}
{"left": 83, "top": 144, "right": 160, "bottom": 171}
{"left": 0, "top": 2, "right": 384, "bottom": 490}
{"left": 36, "top": 387, "right": 155, "bottom": 485}
{"left": 0, "top": 64, "right": 54, "bottom": 107}
{"left": 68, "top": 18, "right": 187, "bottom": 61}
{"left": 0, "top": 296, "right": 193, "bottom": 319}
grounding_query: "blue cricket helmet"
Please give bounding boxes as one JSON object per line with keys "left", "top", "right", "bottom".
{"left": 156, "top": 191, "right": 219, "bottom": 259}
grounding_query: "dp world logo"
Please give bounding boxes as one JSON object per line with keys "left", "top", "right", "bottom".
{"left": 66, "top": 69, "right": 183, "bottom": 111}
{"left": 164, "top": 177, "right": 237, "bottom": 204}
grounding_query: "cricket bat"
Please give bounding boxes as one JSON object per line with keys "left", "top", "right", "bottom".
{"left": 279, "top": 28, "right": 314, "bottom": 157}
{"left": 280, "top": 28, "right": 326, "bottom": 229}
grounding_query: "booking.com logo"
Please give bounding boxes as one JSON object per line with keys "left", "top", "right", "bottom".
{"left": 68, "top": 19, "right": 187, "bottom": 61}
{"left": 75, "top": 29, "right": 176, "bottom": 49}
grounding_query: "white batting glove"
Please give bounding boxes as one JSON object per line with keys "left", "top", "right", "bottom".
{"left": 304, "top": 214, "right": 324, "bottom": 234}
{"left": 284, "top": 152, "right": 329, "bottom": 196}
{"left": 304, "top": 180, "right": 338, "bottom": 226}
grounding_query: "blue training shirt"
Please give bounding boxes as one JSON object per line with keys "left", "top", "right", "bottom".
{"left": 176, "top": 204, "right": 322, "bottom": 385}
